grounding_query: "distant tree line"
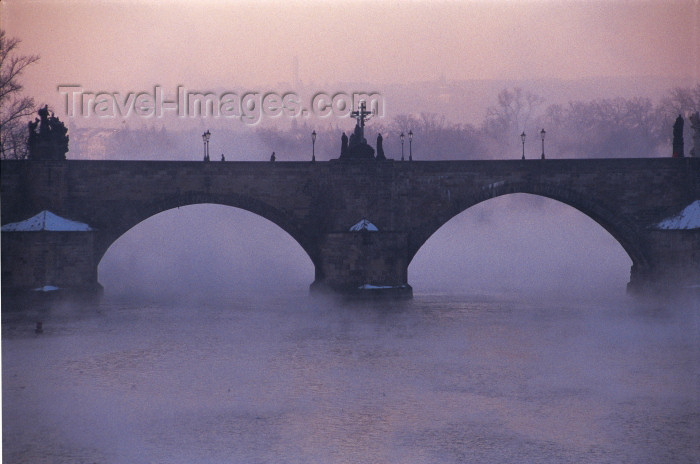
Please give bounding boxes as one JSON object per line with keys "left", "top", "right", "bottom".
{"left": 248, "top": 84, "right": 699, "bottom": 161}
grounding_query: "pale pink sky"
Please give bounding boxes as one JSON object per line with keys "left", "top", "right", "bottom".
{"left": 1, "top": 0, "right": 698, "bottom": 109}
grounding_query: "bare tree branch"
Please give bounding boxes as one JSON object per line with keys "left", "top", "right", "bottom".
{"left": 0, "top": 29, "right": 39, "bottom": 159}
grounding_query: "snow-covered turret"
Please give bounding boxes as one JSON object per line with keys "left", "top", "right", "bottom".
{"left": 1, "top": 210, "right": 93, "bottom": 232}
{"left": 2, "top": 211, "right": 98, "bottom": 294}
{"left": 349, "top": 219, "right": 378, "bottom": 232}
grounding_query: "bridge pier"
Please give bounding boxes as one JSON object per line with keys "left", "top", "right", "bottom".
{"left": 627, "top": 230, "right": 700, "bottom": 296}
{"left": 309, "top": 232, "right": 413, "bottom": 298}
{"left": 1, "top": 229, "right": 103, "bottom": 297}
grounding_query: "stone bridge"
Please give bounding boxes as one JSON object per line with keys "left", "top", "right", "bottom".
{"left": 1, "top": 158, "right": 698, "bottom": 297}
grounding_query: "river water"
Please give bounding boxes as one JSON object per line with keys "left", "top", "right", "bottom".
{"left": 2, "top": 292, "right": 698, "bottom": 463}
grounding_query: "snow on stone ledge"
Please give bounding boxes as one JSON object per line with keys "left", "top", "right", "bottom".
{"left": 484, "top": 180, "right": 505, "bottom": 190}
{"left": 33, "top": 285, "right": 60, "bottom": 292}
{"left": 1, "top": 210, "right": 93, "bottom": 232}
{"left": 349, "top": 219, "right": 379, "bottom": 232}
{"left": 655, "top": 200, "right": 700, "bottom": 230}
{"left": 358, "top": 284, "right": 407, "bottom": 289}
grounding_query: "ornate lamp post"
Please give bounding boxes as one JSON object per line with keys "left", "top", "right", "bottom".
{"left": 400, "top": 132, "right": 405, "bottom": 161}
{"left": 408, "top": 130, "right": 413, "bottom": 161}
{"left": 311, "top": 130, "right": 316, "bottom": 162}
{"left": 202, "top": 130, "right": 211, "bottom": 161}
{"left": 540, "top": 128, "right": 546, "bottom": 159}
{"left": 521, "top": 131, "right": 526, "bottom": 160}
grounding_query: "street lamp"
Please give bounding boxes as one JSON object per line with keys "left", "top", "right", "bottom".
{"left": 311, "top": 130, "right": 316, "bottom": 162}
{"left": 540, "top": 128, "right": 546, "bottom": 159}
{"left": 202, "top": 130, "right": 211, "bottom": 161}
{"left": 521, "top": 132, "right": 526, "bottom": 160}
{"left": 408, "top": 130, "right": 413, "bottom": 161}
{"left": 400, "top": 132, "right": 405, "bottom": 161}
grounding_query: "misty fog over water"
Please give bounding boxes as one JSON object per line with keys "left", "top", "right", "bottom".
{"left": 4, "top": 195, "right": 698, "bottom": 463}
{"left": 3, "top": 292, "right": 698, "bottom": 463}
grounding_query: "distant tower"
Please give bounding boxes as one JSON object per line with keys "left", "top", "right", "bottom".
{"left": 293, "top": 56, "right": 300, "bottom": 89}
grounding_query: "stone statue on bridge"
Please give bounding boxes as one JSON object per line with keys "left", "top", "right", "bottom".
{"left": 27, "top": 105, "right": 69, "bottom": 160}
{"left": 376, "top": 133, "right": 386, "bottom": 161}
{"left": 340, "top": 132, "right": 348, "bottom": 157}
{"left": 338, "top": 101, "right": 376, "bottom": 160}
{"left": 672, "top": 114, "right": 684, "bottom": 158}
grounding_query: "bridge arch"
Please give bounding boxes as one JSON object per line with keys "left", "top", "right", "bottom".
{"left": 93, "top": 192, "right": 319, "bottom": 266}
{"left": 409, "top": 192, "right": 634, "bottom": 295}
{"left": 97, "top": 203, "right": 315, "bottom": 296}
{"left": 409, "top": 180, "right": 649, "bottom": 270}
{"left": 482, "top": 181, "right": 646, "bottom": 266}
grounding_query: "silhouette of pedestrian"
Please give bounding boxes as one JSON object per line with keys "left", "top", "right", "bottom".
{"left": 270, "top": 151, "right": 276, "bottom": 162}
{"left": 221, "top": 154, "right": 225, "bottom": 161}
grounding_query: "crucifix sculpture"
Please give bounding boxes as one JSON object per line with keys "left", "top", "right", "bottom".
{"left": 350, "top": 100, "right": 373, "bottom": 140}
{"left": 339, "top": 100, "right": 377, "bottom": 160}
